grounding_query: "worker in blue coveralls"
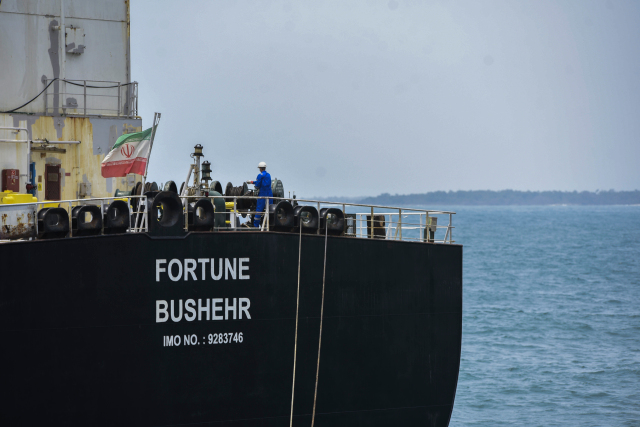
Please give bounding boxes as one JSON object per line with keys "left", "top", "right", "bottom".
{"left": 250, "top": 161, "right": 273, "bottom": 227}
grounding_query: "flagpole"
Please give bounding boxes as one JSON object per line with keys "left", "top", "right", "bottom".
{"left": 143, "top": 112, "right": 161, "bottom": 182}
{"left": 136, "top": 112, "right": 161, "bottom": 231}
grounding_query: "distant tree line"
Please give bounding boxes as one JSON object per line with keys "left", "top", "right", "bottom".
{"left": 355, "top": 190, "right": 640, "bottom": 206}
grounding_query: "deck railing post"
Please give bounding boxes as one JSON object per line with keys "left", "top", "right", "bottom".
{"left": 399, "top": 208, "right": 402, "bottom": 241}
{"left": 126, "top": 197, "right": 131, "bottom": 232}
{"left": 426, "top": 212, "right": 430, "bottom": 243}
{"left": 34, "top": 202, "right": 39, "bottom": 237}
{"left": 370, "top": 206, "right": 374, "bottom": 238}
{"left": 145, "top": 196, "right": 150, "bottom": 232}
{"left": 100, "top": 198, "right": 104, "bottom": 234}
{"left": 449, "top": 213, "right": 453, "bottom": 243}
{"left": 233, "top": 197, "right": 237, "bottom": 229}
{"left": 68, "top": 201, "right": 73, "bottom": 237}
{"left": 184, "top": 197, "right": 188, "bottom": 231}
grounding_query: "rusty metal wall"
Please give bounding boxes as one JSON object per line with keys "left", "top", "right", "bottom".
{"left": 0, "top": 205, "right": 36, "bottom": 240}
{"left": 2, "top": 113, "right": 142, "bottom": 200}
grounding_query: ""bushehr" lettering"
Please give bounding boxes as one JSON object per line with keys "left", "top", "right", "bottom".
{"left": 156, "top": 298, "right": 251, "bottom": 323}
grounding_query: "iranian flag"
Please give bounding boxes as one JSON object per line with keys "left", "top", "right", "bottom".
{"left": 101, "top": 127, "right": 153, "bottom": 178}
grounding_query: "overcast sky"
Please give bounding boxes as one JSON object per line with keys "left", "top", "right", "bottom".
{"left": 131, "top": 0, "right": 640, "bottom": 197}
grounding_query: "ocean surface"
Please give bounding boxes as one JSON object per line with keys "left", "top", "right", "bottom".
{"left": 438, "top": 205, "right": 640, "bottom": 426}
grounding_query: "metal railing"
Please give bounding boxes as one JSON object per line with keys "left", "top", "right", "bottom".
{"left": 0, "top": 195, "right": 455, "bottom": 244}
{"left": 0, "top": 196, "right": 148, "bottom": 240}
{"left": 43, "top": 78, "right": 138, "bottom": 117}
{"left": 271, "top": 197, "right": 454, "bottom": 244}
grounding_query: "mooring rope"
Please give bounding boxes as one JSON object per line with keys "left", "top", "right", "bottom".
{"left": 289, "top": 225, "right": 303, "bottom": 427}
{"left": 310, "top": 225, "right": 329, "bottom": 427}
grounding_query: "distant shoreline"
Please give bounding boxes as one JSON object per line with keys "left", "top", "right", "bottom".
{"left": 312, "top": 190, "right": 640, "bottom": 206}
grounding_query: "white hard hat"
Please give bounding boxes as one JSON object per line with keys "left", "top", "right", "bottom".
{"left": 258, "top": 161, "right": 267, "bottom": 168}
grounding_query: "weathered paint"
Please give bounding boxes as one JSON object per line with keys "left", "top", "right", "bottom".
{"left": 1, "top": 0, "right": 143, "bottom": 200}
{"left": 90, "top": 117, "right": 140, "bottom": 155}
{"left": 0, "top": 206, "right": 36, "bottom": 239}
{"left": 3, "top": 113, "right": 142, "bottom": 200}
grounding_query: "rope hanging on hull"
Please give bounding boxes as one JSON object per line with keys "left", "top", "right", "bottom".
{"left": 311, "top": 226, "right": 329, "bottom": 427}
{"left": 289, "top": 226, "right": 329, "bottom": 427}
{"left": 289, "top": 225, "right": 303, "bottom": 427}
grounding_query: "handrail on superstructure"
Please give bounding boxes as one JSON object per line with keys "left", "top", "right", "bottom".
{"left": 0, "top": 127, "right": 31, "bottom": 183}
{"left": 42, "top": 78, "right": 138, "bottom": 118}
{"left": 0, "top": 195, "right": 455, "bottom": 244}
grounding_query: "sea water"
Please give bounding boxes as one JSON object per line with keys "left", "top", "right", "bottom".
{"left": 442, "top": 205, "right": 640, "bottom": 426}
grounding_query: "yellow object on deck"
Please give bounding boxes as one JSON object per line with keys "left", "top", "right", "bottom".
{"left": 0, "top": 191, "right": 38, "bottom": 205}
{"left": 224, "top": 201, "right": 237, "bottom": 225}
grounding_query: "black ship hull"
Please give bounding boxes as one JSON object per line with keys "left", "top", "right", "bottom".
{"left": 0, "top": 232, "right": 462, "bottom": 426}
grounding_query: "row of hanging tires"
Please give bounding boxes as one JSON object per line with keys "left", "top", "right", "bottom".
{"left": 35, "top": 191, "right": 345, "bottom": 239}
{"left": 36, "top": 200, "right": 131, "bottom": 239}
{"left": 142, "top": 191, "right": 346, "bottom": 237}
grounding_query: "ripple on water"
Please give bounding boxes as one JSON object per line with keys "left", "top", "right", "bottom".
{"left": 449, "top": 206, "right": 640, "bottom": 426}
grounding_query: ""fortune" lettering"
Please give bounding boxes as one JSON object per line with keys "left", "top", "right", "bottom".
{"left": 155, "top": 258, "right": 250, "bottom": 282}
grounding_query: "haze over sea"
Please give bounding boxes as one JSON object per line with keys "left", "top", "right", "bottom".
{"left": 440, "top": 205, "right": 640, "bottom": 426}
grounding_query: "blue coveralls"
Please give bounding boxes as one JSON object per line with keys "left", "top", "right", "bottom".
{"left": 253, "top": 170, "right": 273, "bottom": 227}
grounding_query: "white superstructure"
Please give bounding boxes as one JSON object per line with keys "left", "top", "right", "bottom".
{"left": 0, "top": 0, "right": 142, "bottom": 201}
